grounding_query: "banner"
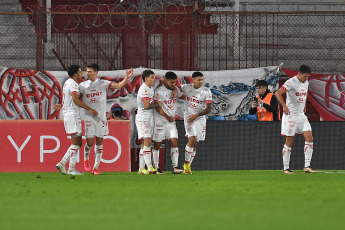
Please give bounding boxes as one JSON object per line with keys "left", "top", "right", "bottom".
{"left": 0, "top": 66, "right": 280, "bottom": 146}
{"left": 0, "top": 120, "right": 131, "bottom": 172}
{"left": 282, "top": 68, "right": 345, "bottom": 121}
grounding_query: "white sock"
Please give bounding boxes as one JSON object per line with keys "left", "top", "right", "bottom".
{"left": 68, "top": 145, "right": 80, "bottom": 171}
{"left": 60, "top": 146, "right": 72, "bottom": 165}
{"left": 143, "top": 146, "right": 153, "bottom": 168}
{"left": 190, "top": 150, "right": 196, "bottom": 165}
{"left": 139, "top": 148, "right": 145, "bottom": 170}
{"left": 152, "top": 149, "right": 159, "bottom": 169}
{"left": 84, "top": 144, "right": 91, "bottom": 161}
{"left": 171, "top": 147, "right": 179, "bottom": 168}
{"left": 304, "top": 142, "right": 313, "bottom": 168}
{"left": 185, "top": 146, "right": 194, "bottom": 163}
{"left": 93, "top": 145, "right": 103, "bottom": 170}
{"left": 282, "top": 144, "right": 292, "bottom": 170}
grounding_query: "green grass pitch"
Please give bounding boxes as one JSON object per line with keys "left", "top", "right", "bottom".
{"left": 1, "top": 170, "right": 344, "bottom": 230}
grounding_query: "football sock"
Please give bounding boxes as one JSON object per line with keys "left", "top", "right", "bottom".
{"left": 184, "top": 146, "right": 194, "bottom": 163}
{"left": 171, "top": 147, "right": 179, "bottom": 168}
{"left": 84, "top": 144, "right": 92, "bottom": 161}
{"left": 139, "top": 148, "right": 145, "bottom": 170}
{"left": 282, "top": 144, "right": 292, "bottom": 170}
{"left": 143, "top": 146, "right": 153, "bottom": 168}
{"left": 93, "top": 145, "right": 103, "bottom": 170}
{"left": 152, "top": 149, "right": 159, "bottom": 169}
{"left": 190, "top": 150, "right": 196, "bottom": 165}
{"left": 304, "top": 142, "right": 313, "bottom": 168}
{"left": 60, "top": 145, "right": 72, "bottom": 165}
{"left": 68, "top": 145, "right": 80, "bottom": 171}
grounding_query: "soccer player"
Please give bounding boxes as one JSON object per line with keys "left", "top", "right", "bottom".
{"left": 79, "top": 63, "right": 133, "bottom": 175}
{"left": 152, "top": 71, "right": 184, "bottom": 174}
{"left": 275, "top": 65, "right": 317, "bottom": 174}
{"left": 181, "top": 71, "right": 212, "bottom": 174}
{"left": 55, "top": 64, "right": 98, "bottom": 175}
{"left": 136, "top": 69, "right": 159, "bottom": 174}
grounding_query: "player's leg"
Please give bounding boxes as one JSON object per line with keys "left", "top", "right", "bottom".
{"left": 282, "top": 136, "right": 295, "bottom": 174}
{"left": 302, "top": 130, "right": 317, "bottom": 173}
{"left": 92, "top": 136, "right": 103, "bottom": 175}
{"left": 190, "top": 143, "right": 197, "bottom": 165}
{"left": 138, "top": 146, "right": 148, "bottom": 174}
{"left": 143, "top": 137, "right": 156, "bottom": 173}
{"left": 152, "top": 141, "right": 163, "bottom": 173}
{"left": 57, "top": 114, "right": 82, "bottom": 175}
{"left": 67, "top": 134, "right": 83, "bottom": 175}
{"left": 83, "top": 137, "right": 94, "bottom": 172}
{"left": 84, "top": 119, "right": 96, "bottom": 172}
{"left": 170, "top": 138, "right": 183, "bottom": 174}
{"left": 152, "top": 119, "right": 164, "bottom": 172}
{"left": 281, "top": 114, "right": 296, "bottom": 174}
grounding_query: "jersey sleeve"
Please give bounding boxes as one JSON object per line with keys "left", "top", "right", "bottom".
{"left": 281, "top": 78, "right": 292, "bottom": 92}
{"left": 71, "top": 82, "right": 79, "bottom": 95}
{"left": 205, "top": 88, "right": 212, "bottom": 103}
{"left": 103, "top": 80, "right": 112, "bottom": 89}
{"left": 139, "top": 87, "right": 150, "bottom": 101}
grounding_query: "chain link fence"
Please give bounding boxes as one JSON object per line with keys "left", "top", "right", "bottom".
{"left": 1, "top": 1, "right": 345, "bottom": 73}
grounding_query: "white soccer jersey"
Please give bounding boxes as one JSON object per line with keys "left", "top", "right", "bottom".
{"left": 61, "top": 78, "right": 80, "bottom": 116}
{"left": 181, "top": 84, "right": 212, "bottom": 120}
{"left": 281, "top": 76, "right": 308, "bottom": 115}
{"left": 154, "top": 85, "right": 183, "bottom": 121}
{"left": 79, "top": 78, "right": 111, "bottom": 120}
{"left": 136, "top": 83, "right": 156, "bottom": 121}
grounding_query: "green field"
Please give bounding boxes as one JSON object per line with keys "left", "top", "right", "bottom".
{"left": 1, "top": 170, "right": 344, "bottom": 230}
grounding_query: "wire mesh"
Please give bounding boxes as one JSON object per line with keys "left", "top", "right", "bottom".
{"left": 1, "top": 1, "right": 345, "bottom": 73}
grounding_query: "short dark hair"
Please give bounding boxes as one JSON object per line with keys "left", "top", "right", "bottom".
{"left": 67, "top": 64, "right": 80, "bottom": 77}
{"left": 299, "top": 65, "right": 311, "bottom": 74}
{"left": 192, "top": 71, "right": 203, "bottom": 78}
{"left": 256, "top": 80, "right": 268, "bottom": 88}
{"left": 165, "top": 71, "right": 177, "bottom": 80}
{"left": 142, "top": 69, "right": 155, "bottom": 82}
{"left": 86, "top": 63, "right": 100, "bottom": 72}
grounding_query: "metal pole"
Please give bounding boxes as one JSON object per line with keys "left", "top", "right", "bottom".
{"left": 46, "top": 0, "right": 51, "bottom": 43}
{"left": 234, "top": 0, "right": 240, "bottom": 67}
{"left": 36, "top": 0, "right": 44, "bottom": 70}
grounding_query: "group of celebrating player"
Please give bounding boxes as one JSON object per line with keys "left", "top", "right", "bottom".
{"left": 55, "top": 63, "right": 317, "bottom": 175}
{"left": 55, "top": 63, "right": 212, "bottom": 175}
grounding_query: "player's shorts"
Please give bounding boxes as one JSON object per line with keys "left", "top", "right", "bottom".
{"left": 64, "top": 113, "right": 82, "bottom": 136}
{"left": 153, "top": 118, "right": 178, "bottom": 142}
{"left": 281, "top": 113, "right": 311, "bottom": 136}
{"left": 135, "top": 118, "right": 154, "bottom": 141}
{"left": 184, "top": 116, "right": 206, "bottom": 142}
{"left": 85, "top": 117, "right": 109, "bottom": 138}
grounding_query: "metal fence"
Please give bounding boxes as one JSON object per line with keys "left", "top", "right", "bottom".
{"left": 1, "top": 1, "right": 345, "bottom": 73}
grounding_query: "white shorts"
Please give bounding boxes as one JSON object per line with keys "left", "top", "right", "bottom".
{"left": 135, "top": 118, "right": 154, "bottom": 141}
{"left": 153, "top": 118, "right": 178, "bottom": 142}
{"left": 184, "top": 117, "right": 206, "bottom": 142}
{"left": 64, "top": 114, "right": 82, "bottom": 136}
{"left": 281, "top": 113, "right": 311, "bottom": 136}
{"left": 85, "top": 117, "right": 109, "bottom": 138}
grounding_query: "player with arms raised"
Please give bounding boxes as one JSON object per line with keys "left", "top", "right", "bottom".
{"left": 181, "top": 71, "right": 212, "bottom": 174}
{"left": 55, "top": 64, "right": 98, "bottom": 175}
{"left": 79, "top": 63, "right": 133, "bottom": 175}
{"left": 275, "top": 65, "right": 317, "bottom": 174}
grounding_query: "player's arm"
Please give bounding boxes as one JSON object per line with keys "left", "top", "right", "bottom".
{"left": 275, "top": 88, "right": 290, "bottom": 115}
{"left": 72, "top": 94, "right": 98, "bottom": 116}
{"left": 143, "top": 98, "right": 159, "bottom": 110}
{"left": 156, "top": 102, "right": 174, "bottom": 122}
{"left": 54, "top": 104, "right": 62, "bottom": 110}
{"left": 188, "top": 103, "right": 212, "bottom": 122}
{"left": 109, "top": 68, "right": 133, "bottom": 89}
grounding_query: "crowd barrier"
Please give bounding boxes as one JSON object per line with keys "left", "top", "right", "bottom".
{"left": 164, "top": 121, "right": 345, "bottom": 170}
